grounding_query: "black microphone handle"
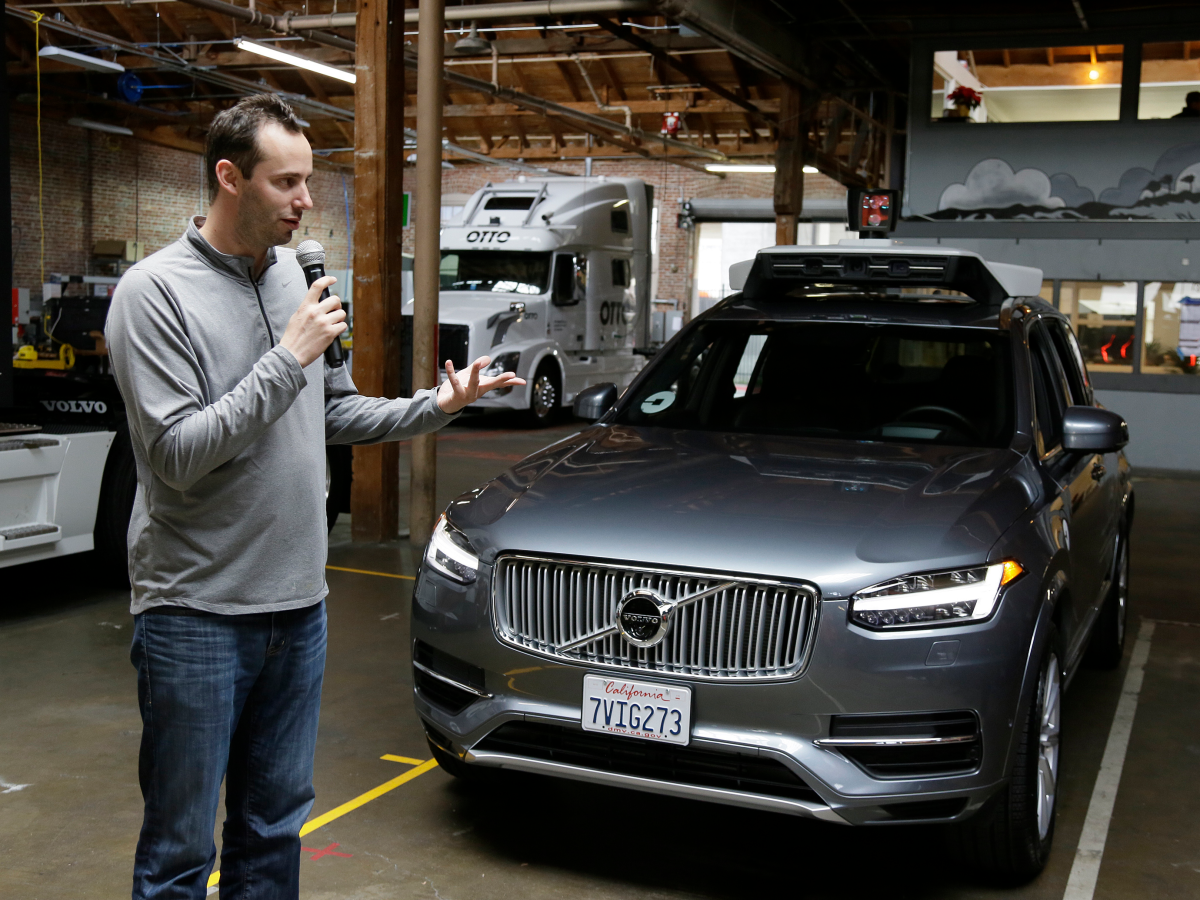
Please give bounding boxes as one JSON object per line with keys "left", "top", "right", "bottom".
{"left": 301, "top": 262, "right": 345, "bottom": 368}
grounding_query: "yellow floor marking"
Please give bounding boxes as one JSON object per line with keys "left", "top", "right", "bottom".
{"left": 299, "top": 758, "right": 439, "bottom": 836}
{"left": 206, "top": 757, "right": 439, "bottom": 891}
{"left": 325, "top": 564, "right": 414, "bottom": 581}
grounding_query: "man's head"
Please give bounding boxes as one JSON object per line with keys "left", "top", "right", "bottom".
{"left": 205, "top": 94, "right": 313, "bottom": 253}
{"left": 1188, "top": 91, "right": 1200, "bottom": 110}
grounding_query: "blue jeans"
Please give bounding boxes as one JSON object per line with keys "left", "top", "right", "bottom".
{"left": 130, "top": 602, "right": 327, "bottom": 900}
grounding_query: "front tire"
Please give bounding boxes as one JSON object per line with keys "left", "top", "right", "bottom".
{"left": 526, "top": 361, "right": 561, "bottom": 427}
{"left": 1086, "top": 532, "right": 1129, "bottom": 669}
{"left": 955, "top": 627, "right": 1061, "bottom": 883}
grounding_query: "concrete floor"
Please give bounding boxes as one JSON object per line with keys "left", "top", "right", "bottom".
{"left": 2, "top": 415, "right": 1199, "bottom": 899}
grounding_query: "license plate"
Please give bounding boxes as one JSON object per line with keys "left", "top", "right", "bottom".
{"left": 581, "top": 674, "right": 691, "bottom": 746}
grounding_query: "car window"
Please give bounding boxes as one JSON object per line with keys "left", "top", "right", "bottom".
{"left": 616, "top": 321, "right": 1014, "bottom": 448}
{"left": 1052, "top": 320, "right": 1092, "bottom": 404}
{"left": 1029, "top": 324, "right": 1068, "bottom": 453}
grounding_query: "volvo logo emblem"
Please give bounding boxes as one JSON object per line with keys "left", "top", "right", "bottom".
{"left": 616, "top": 589, "right": 671, "bottom": 648}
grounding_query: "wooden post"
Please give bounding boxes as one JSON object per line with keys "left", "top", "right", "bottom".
{"left": 350, "top": 0, "right": 406, "bottom": 542}
{"left": 774, "top": 82, "right": 804, "bottom": 246}
{"left": 410, "top": 0, "right": 445, "bottom": 547}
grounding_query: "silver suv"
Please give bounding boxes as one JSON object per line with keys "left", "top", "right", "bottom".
{"left": 410, "top": 243, "right": 1132, "bottom": 882}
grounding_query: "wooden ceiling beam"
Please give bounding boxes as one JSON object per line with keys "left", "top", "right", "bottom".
{"left": 597, "top": 56, "right": 626, "bottom": 102}
{"left": 555, "top": 60, "right": 582, "bottom": 101}
{"left": 156, "top": 5, "right": 190, "bottom": 43}
{"left": 409, "top": 98, "right": 781, "bottom": 118}
{"left": 104, "top": 4, "right": 149, "bottom": 44}
{"left": 204, "top": 9, "right": 237, "bottom": 41}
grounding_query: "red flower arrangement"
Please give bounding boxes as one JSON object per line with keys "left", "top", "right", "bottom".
{"left": 948, "top": 86, "right": 982, "bottom": 109}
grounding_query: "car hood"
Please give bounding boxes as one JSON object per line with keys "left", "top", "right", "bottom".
{"left": 451, "top": 427, "right": 1038, "bottom": 597}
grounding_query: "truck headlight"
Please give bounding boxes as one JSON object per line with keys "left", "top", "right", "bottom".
{"left": 425, "top": 514, "right": 479, "bottom": 584}
{"left": 484, "top": 352, "right": 520, "bottom": 378}
{"left": 850, "top": 560, "right": 1023, "bottom": 629}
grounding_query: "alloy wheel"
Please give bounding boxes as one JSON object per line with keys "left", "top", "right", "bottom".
{"left": 1037, "top": 653, "right": 1062, "bottom": 840}
{"left": 532, "top": 372, "right": 558, "bottom": 419}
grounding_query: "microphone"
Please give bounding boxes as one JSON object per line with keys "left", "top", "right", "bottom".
{"left": 295, "top": 239, "right": 346, "bottom": 368}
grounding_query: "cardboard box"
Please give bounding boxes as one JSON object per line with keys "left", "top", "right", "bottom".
{"left": 93, "top": 240, "right": 146, "bottom": 261}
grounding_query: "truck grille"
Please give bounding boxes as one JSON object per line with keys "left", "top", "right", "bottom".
{"left": 438, "top": 324, "right": 470, "bottom": 371}
{"left": 493, "top": 555, "right": 817, "bottom": 680}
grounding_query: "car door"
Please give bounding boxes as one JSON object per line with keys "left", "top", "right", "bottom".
{"left": 549, "top": 252, "right": 584, "bottom": 352}
{"left": 1049, "top": 319, "right": 1122, "bottom": 584}
{"left": 1029, "top": 320, "right": 1107, "bottom": 664}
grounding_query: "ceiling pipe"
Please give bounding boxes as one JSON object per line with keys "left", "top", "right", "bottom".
{"left": 404, "top": 50, "right": 728, "bottom": 162}
{"left": 286, "top": 0, "right": 648, "bottom": 31}
{"left": 6, "top": 6, "right": 354, "bottom": 121}
{"left": 174, "top": 0, "right": 355, "bottom": 52}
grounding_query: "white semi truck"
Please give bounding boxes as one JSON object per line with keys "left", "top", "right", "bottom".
{"left": 406, "top": 175, "right": 655, "bottom": 424}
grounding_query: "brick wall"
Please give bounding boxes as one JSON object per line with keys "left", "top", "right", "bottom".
{"left": 401, "top": 157, "right": 846, "bottom": 308}
{"left": 9, "top": 113, "right": 353, "bottom": 291}
{"left": 9, "top": 110, "right": 841, "bottom": 309}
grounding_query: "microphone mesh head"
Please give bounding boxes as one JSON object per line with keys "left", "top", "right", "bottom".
{"left": 296, "top": 239, "right": 326, "bottom": 267}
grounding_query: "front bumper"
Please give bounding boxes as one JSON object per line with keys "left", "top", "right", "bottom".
{"left": 411, "top": 562, "right": 1041, "bottom": 825}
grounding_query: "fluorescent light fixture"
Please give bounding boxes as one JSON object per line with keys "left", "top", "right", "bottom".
{"left": 802, "top": 165, "right": 819, "bottom": 174}
{"left": 705, "top": 163, "right": 776, "bottom": 173}
{"left": 234, "top": 38, "right": 356, "bottom": 84}
{"left": 38, "top": 46, "right": 124, "bottom": 75}
{"left": 68, "top": 117, "right": 133, "bottom": 136}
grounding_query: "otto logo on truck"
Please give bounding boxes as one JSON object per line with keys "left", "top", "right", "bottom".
{"left": 466, "top": 230, "right": 511, "bottom": 244}
{"left": 40, "top": 400, "right": 109, "bottom": 414}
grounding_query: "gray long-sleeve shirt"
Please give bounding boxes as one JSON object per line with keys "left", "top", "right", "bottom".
{"left": 107, "top": 218, "right": 456, "bottom": 615}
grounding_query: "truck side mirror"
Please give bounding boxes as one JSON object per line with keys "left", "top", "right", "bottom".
{"left": 1062, "top": 406, "right": 1129, "bottom": 453}
{"left": 573, "top": 382, "right": 618, "bottom": 421}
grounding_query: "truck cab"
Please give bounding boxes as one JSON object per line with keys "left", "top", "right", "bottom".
{"left": 405, "top": 176, "right": 654, "bottom": 424}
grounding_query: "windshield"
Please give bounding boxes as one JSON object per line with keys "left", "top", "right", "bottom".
{"left": 439, "top": 251, "right": 551, "bottom": 295}
{"left": 616, "top": 321, "right": 1013, "bottom": 447}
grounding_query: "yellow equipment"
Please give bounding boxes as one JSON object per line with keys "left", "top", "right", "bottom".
{"left": 14, "top": 343, "right": 75, "bottom": 370}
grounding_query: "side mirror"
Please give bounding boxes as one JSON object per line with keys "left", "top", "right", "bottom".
{"left": 573, "top": 382, "right": 618, "bottom": 421}
{"left": 1062, "top": 406, "right": 1129, "bottom": 453}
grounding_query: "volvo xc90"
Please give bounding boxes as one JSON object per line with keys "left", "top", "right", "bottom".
{"left": 410, "top": 242, "right": 1132, "bottom": 881}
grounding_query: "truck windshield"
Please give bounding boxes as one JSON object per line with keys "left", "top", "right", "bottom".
{"left": 616, "top": 321, "right": 1013, "bottom": 448}
{"left": 439, "top": 251, "right": 551, "bottom": 295}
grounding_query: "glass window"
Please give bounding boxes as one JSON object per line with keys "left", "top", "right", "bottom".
{"left": 1058, "top": 281, "right": 1137, "bottom": 373}
{"left": 484, "top": 196, "right": 535, "bottom": 210}
{"left": 1029, "top": 327, "right": 1067, "bottom": 453}
{"left": 438, "top": 251, "right": 551, "bottom": 295}
{"left": 611, "top": 258, "right": 631, "bottom": 287}
{"left": 1139, "top": 42, "right": 1200, "bottom": 119}
{"left": 931, "top": 46, "right": 1123, "bottom": 123}
{"left": 611, "top": 208, "right": 630, "bottom": 233}
{"left": 616, "top": 321, "right": 1013, "bottom": 448}
{"left": 1048, "top": 319, "right": 1091, "bottom": 404}
{"left": 1142, "top": 282, "right": 1200, "bottom": 375}
{"left": 1039, "top": 280, "right": 1056, "bottom": 305}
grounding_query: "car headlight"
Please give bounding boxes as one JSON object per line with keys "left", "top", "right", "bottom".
{"left": 850, "top": 560, "right": 1023, "bottom": 629}
{"left": 483, "top": 352, "right": 520, "bottom": 378}
{"left": 425, "top": 514, "right": 479, "bottom": 584}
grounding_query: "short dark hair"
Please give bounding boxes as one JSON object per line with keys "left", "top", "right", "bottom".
{"left": 1188, "top": 91, "right": 1200, "bottom": 105}
{"left": 205, "top": 93, "right": 305, "bottom": 199}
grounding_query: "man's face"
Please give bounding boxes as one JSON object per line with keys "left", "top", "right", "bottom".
{"left": 231, "top": 122, "right": 314, "bottom": 251}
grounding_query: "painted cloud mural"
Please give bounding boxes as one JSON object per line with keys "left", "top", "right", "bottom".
{"left": 933, "top": 142, "right": 1200, "bottom": 220}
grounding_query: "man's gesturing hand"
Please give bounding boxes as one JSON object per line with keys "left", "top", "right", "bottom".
{"left": 437, "top": 356, "right": 527, "bottom": 414}
{"left": 280, "top": 275, "right": 347, "bottom": 367}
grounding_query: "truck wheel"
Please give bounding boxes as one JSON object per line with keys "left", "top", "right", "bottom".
{"left": 527, "top": 361, "right": 561, "bottom": 427}
{"left": 1086, "top": 531, "right": 1130, "bottom": 669}
{"left": 94, "top": 432, "right": 137, "bottom": 588}
{"left": 326, "top": 445, "right": 353, "bottom": 533}
{"left": 954, "top": 626, "right": 1061, "bottom": 883}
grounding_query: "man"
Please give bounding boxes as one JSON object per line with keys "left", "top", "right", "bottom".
{"left": 1172, "top": 90, "right": 1200, "bottom": 118}
{"left": 106, "top": 94, "right": 523, "bottom": 900}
